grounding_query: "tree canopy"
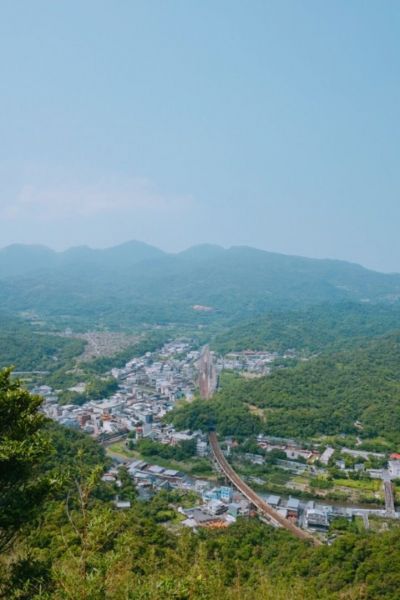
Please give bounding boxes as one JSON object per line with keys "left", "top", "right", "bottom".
{"left": 2, "top": 368, "right": 400, "bottom": 598}
{"left": 0, "top": 368, "right": 50, "bottom": 550}
{"left": 169, "top": 333, "right": 400, "bottom": 445}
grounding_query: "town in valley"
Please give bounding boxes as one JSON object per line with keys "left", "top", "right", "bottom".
{"left": 33, "top": 335, "right": 400, "bottom": 542}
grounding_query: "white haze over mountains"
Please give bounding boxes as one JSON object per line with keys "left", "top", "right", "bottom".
{"left": 0, "top": 160, "right": 397, "bottom": 273}
{"left": 1, "top": 3, "right": 400, "bottom": 271}
{"left": 0, "top": 165, "right": 195, "bottom": 252}
{"left": 0, "top": 164, "right": 398, "bottom": 274}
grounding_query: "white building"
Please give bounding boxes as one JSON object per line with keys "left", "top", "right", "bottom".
{"left": 388, "top": 460, "right": 400, "bottom": 479}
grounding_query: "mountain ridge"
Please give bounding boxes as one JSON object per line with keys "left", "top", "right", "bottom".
{"left": 0, "top": 240, "right": 400, "bottom": 276}
{"left": 1, "top": 241, "right": 400, "bottom": 327}
{"left": 1, "top": 240, "right": 398, "bottom": 276}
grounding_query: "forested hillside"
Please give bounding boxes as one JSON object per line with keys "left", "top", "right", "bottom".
{"left": 1, "top": 242, "right": 400, "bottom": 328}
{"left": 212, "top": 302, "right": 400, "bottom": 354}
{"left": 169, "top": 333, "right": 400, "bottom": 444}
{"left": 2, "top": 368, "right": 400, "bottom": 599}
{"left": 0, "top": 241, "right": 166, "bottom": 278}
{"left": 0, "top": 313, "right": 85, "bottom": 372}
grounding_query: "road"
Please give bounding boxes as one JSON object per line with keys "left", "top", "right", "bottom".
{"left": 209, "top": 432, "right": 321, "bottom": 545}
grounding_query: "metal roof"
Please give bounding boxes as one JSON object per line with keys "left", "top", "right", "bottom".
{"left": 287, "top": 497, "right": 300, "bottom": 509}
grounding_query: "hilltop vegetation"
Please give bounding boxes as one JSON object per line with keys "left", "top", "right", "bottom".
{"left": 241, "top": 332, "right": 400, "bottom": 443}
{"left": 169, "top": 333, "right": 400, "bottom": 445}
{"left": 0, "top": 313, "right": 85, "bottom": 372}
{"left": 212, "top": 302, "right": 400, "bottom": 355}
{"left": 2, "top": 369, "right": 400, "bottom": 599}
{"left": 1, "top": 242, "right": 400, "bottom": 328}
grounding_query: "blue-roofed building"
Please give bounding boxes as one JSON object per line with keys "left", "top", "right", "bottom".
{"left": 203, "top": 486, "right": 233, "bottom": 503}
{"left": 220, "top": 486, "right": 233, "bottom": 503}
{"left": 266, "top": 494, "right": 281, "bottom": 507}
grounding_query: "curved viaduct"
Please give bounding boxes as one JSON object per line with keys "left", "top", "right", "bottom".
{"left": 209, "top": 432, "right": 321, "bottom": 546}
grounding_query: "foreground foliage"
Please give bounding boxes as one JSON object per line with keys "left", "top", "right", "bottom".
{"left": 0, "top": 369, "right": 50, "bottom": 551}
{"left": 2, "top": 369, "right": 400, "bottom": 599}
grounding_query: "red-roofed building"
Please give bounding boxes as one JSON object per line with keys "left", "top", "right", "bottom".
{"left": 390, "top": 453, "right": 400, "bottom": 460}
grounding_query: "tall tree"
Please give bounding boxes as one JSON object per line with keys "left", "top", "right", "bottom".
{"left": 0, "top": 368, "right": 49, "bottom": 551}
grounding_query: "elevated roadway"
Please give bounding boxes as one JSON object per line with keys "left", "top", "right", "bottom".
{"left": 209, "top": 431, "right": 321, "bottom": 545}
{"left": 383, "top": 480, "right": 396, "bottom": 516}
{"left": 198, "top": 345, "right": 218, "bottom": 399}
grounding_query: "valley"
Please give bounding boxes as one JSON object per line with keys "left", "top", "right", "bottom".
{"left": 2, "top": 242, "right": 400, "bottom": 599}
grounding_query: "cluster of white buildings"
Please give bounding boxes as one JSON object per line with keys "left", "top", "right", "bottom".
{"left": 256, "top": 434, "right": 319, "bottom": 462}
{"left": 216, "top": 351, "right": 279, "bottom": 375}
{"left": 39, "top": 339, "right": 202, "bottom": 440}
{"left": 101, "top": 455, "right": 253, "bottom": 528}
{"left": 180, "top": 485, "right": 252, "bottom": 529}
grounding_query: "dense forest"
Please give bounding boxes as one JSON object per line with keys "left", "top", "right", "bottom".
{"left": 2, "top": 243, "right": 400, "bottom": 329}
{"left": 169, "top": 333, "right": 400, "bottom": 445}
{"left": 0, "top": 313, "right": 85, "bottom": 372}
{"left": 212, "top": 302, "right": 400, "bottom": 354}
{"left": 2, "top": 368, "right": 400, "bottom": 599}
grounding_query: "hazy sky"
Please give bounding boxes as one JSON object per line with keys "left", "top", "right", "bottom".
{"left": 1, "top": 1, "right": 399, "bottom": 272}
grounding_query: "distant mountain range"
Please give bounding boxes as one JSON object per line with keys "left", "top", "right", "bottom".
{"left": 1, "top": 241, "right": 400, "bottom": 327}
{"left": 0, "top": 240, "right": 166, "bottom": 278}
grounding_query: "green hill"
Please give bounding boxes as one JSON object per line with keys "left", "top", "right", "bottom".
{"left": 0, "top": 312, "right": 85, "bottom": 372}
{"left": 169, "top": 332, "right": 400, "bottom": 445}
{"left": 1, "top": 242, "right": 400, "bottom": 328}
{"left": 212, "top": 302, "right": 400, "bottom": 355}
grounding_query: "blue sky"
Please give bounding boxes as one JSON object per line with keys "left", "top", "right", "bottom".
{"left": 0, "top": 1, "right": 399, "bottom": 272}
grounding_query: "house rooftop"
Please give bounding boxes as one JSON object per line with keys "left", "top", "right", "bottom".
{"left": 287, "top": 497, "right": 300, "bottom": 510}
{"left": 147, "top": 465, "right": 165, "bottom": 474}
{"left": 163, "top": 469, "right": 179, "bottom": 477}
{"left": 266, "top": 495, "right": 281, "bottom": 506}
{"left": 115, "top": 500, "right": 131, "bottom": 509}
{"left": 128, "top": 460, "right": 147, "bottom": 472}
